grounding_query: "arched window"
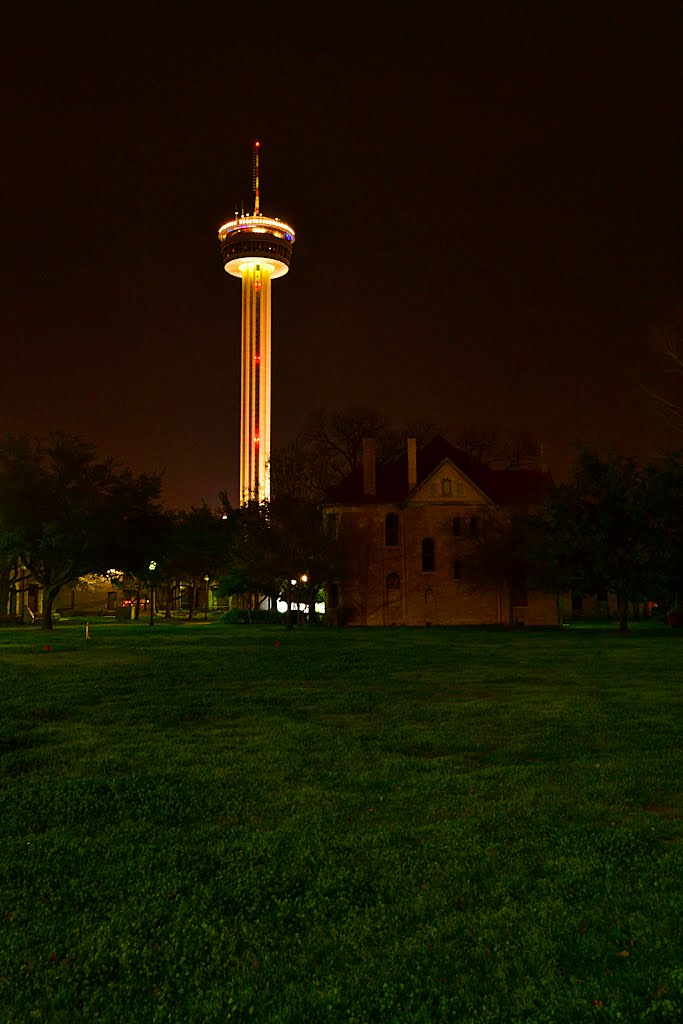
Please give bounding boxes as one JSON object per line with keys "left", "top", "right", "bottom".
{"left": 386, "top": 572, "right": 401, "bottom": 591}
{"left": 385, "top": 512, "right": 399, "bottom": 547}
{"left": 441, "top": 478, "right": 452, "bottom": 496}
{"left": 421, "top": 538, "right": 435, "bottom": 572}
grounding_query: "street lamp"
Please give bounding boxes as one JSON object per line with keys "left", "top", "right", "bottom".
{"left": 149, "top": 561, "right": 156, "bottom": 627}
{"left": 300, "top": 574, "right": 309, "bottom": 623}
{"left": 204, "top": 575, "right": 210, "bottom": 621}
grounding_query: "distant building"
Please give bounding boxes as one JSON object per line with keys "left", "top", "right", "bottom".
{"left": 324, "top": 436, "right": 558, "bottom": 627}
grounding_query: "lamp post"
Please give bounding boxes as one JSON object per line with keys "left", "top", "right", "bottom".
{"left": 149, "top": 561, "right": 156, "bottom": 627}
{"left": 204, "top": 575, "right": 210, "bottom": 621}
{"left": 300, "top": 574, "right": 309, "bottom": 624}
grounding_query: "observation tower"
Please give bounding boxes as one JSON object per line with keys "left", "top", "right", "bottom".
{"left": 218, "top": 142, "right": 295, "bottom": 504}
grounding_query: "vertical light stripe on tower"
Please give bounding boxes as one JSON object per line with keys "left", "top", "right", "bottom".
{"left": 240, "top": 262, "right": 273, "bottom": 504}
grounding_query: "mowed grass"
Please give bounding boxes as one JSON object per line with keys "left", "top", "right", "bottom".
{"left": 0, "top": 623, "right": 682, "bottom": 1023}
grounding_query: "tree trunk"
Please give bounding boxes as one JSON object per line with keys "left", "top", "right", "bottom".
{"left": 0, "top": 571, "right": 10, "bottom": 626}
{"left": 618, "top": 593, "right": 629, "bottom": 633}
{"left": 41, "top": 587, "right": 60, "bottom": 631}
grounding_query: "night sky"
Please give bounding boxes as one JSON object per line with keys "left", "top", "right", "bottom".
{"left": 4, "top": 2, "right": 681, "bottom": 508}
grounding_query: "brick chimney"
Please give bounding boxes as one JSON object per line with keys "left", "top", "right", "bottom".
{"left": 407, "top": 437, "right": 417, "bottom": 490}
{"left": 362, "top": 437, "right": 376, "bottom": 496}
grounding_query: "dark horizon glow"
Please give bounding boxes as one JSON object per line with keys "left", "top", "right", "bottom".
{"left": 4, "top": 3, "right": 681, "bottom": 508}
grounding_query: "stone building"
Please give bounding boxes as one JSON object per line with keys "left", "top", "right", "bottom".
{"left": 325, "top": 436, "right": 558, "bottom": 627}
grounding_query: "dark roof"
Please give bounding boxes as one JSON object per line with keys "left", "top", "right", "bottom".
{"left": 326, "top": 435, "right": 554, "bottom": 506}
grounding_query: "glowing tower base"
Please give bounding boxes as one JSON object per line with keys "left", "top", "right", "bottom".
{"left": 218, "top": 143, "right": 295, "bottom": 504}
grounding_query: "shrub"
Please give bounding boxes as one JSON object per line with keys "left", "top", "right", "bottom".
{"left": 220, "top": 608, "right": 284, "bottom": 625}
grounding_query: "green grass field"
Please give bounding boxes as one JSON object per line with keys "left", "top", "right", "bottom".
{"left": 1, "top": 622, "right": 681, "bottom": 1023}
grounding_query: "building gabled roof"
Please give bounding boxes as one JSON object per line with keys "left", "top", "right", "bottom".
{"left": 326, "top": 435, "right": 554, "bottom": 506}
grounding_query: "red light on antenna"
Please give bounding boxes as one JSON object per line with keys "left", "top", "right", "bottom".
{"left": 255, "top": 141, "right": 260, "bottom": 147}
{"left": 254, "top": 354, "right": 260, "bottom": 362}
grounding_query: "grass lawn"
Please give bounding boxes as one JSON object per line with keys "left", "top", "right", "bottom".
{"left": 0, "top": 622, "right": 682, "bottom": 1023}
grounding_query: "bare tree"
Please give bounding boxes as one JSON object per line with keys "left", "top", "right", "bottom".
{"left": 455, "top": 425, "right": 541, "bottom": 469}
{"left": 644, "top": 310, "right": 683, "bottom": 432}
{"left": 270, "top": 440, "right": 336, "bottom": 505}
{"left": 300, "top": 407, "right": 444, "bottom": 485}
{"left": 302, "top": 406, "right": 389, "bottom": 480}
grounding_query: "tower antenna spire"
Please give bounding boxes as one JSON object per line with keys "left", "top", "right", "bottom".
{"left": 252, "top": 140, "right": 260, "bottom": 216}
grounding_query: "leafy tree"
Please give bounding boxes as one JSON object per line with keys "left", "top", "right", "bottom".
{"left": 219, "top": 498, "right": 340, "bottom": 626}
{"left": 163, "top": 505, "right": 232, "bottom": 619}
{"left": 645, "top": 451, "right": 683, "bottom": 612}
{"left": 0, "top": 433, "right": 164, "bottom": 630}
{"left": 464, "top": 507, "right": 551, "bottom": 626}
{"left": 0, "top": 550, "right": 21, "bottom": 626}
{"left": 540, "top": 448, "right": 661, "bottom": 631}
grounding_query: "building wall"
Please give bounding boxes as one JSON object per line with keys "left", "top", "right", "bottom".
{"left": 332, "top": 498, "right": 558, "bottom": 628}
{"left": 54, "top": 576, "right": 118, "bottom": 616}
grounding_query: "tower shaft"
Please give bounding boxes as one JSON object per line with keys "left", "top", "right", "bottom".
{"left": 219, "top": 143, "right": 294, "bottom": 506}
{"left": 240, "top": 262, "right": 272, "bottom": 503}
